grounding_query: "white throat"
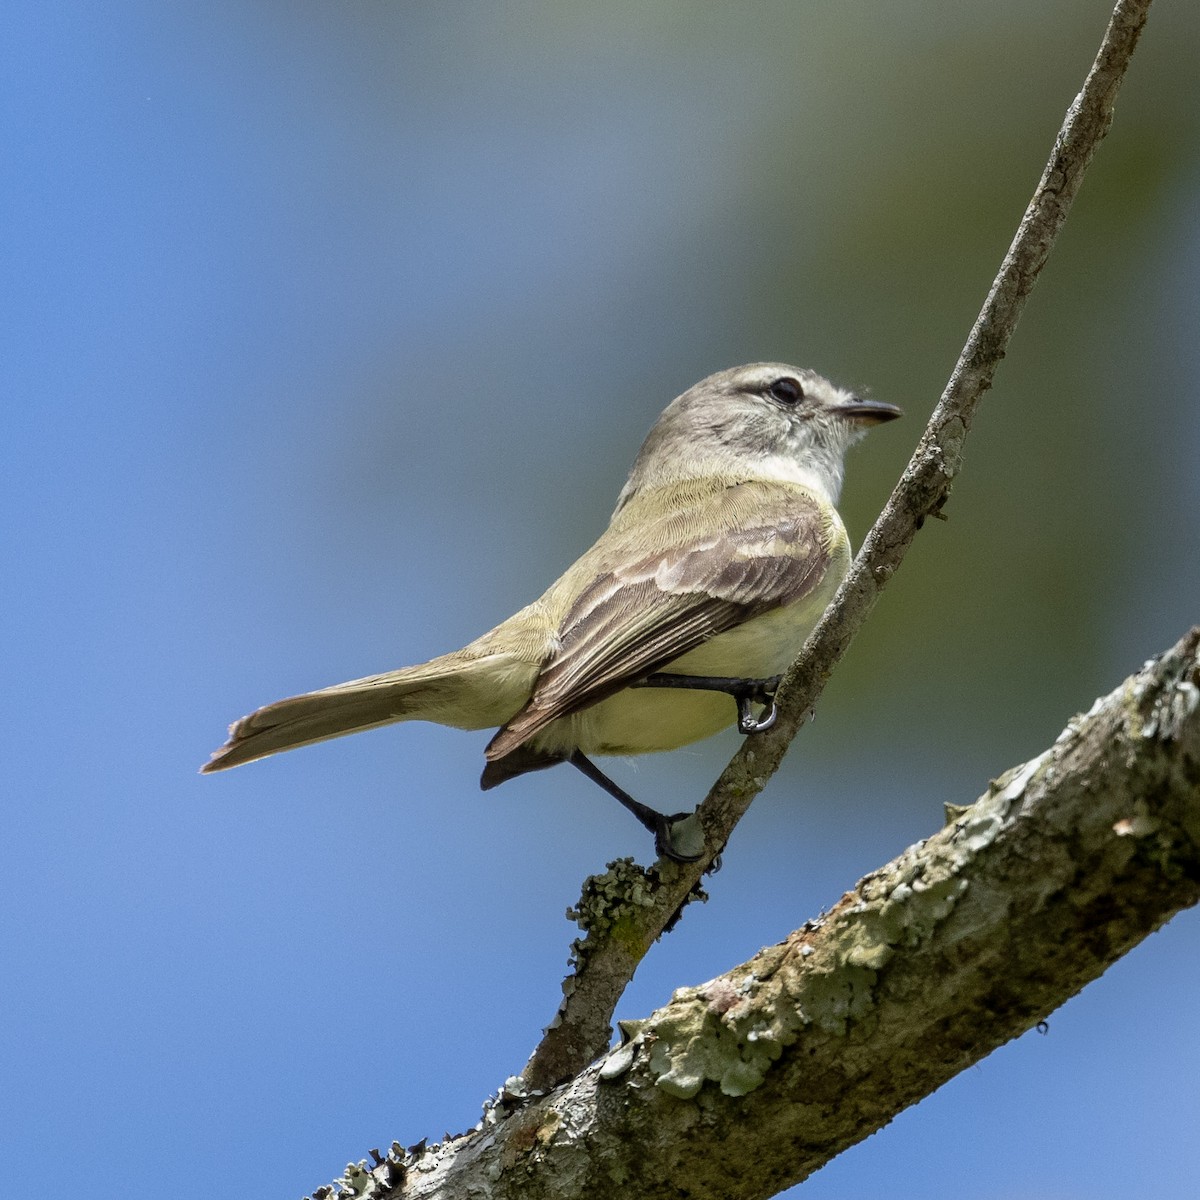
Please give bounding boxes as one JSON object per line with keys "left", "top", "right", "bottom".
{"left": 744, "top": 449, "right": 845, "bottom": 506}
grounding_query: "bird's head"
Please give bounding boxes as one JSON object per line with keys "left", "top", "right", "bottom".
{"left": 619, "top": 363, "right": 902, "bottom": 507}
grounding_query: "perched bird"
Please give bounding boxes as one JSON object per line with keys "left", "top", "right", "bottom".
{"left": 203, "top": 364, "right": 900, "bottom": 859}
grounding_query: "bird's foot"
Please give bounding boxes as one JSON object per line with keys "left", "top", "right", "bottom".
{"left": 636, "top": 672, "right": 783, "bottom": 735}
{"left": 568, "top": 752, "right": 706, "bottom": 863}
{"left": 653, "top": 811, "right": 706, "bottom": 863}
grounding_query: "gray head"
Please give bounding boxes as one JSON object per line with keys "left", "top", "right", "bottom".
{"left": 617, "top": 363, "right": 901, "bottom": 509}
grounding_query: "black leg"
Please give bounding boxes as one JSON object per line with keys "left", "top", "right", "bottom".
{"left": 634, "top": 672, "right": 783, "bottom": 735}
{"left": 568, "top": 751, "right": 704, "bottom": 862}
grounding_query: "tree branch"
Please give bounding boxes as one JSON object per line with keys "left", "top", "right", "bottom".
{"left": 521, "top": 0, "right": 1155, "bottom": 1092}
{"left": 322, "top": 626, "right": 1200, "bottom": 1200}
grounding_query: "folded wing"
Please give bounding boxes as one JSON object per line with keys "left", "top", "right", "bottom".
{"left": 485, "top": 482, "right": 834, "bottom": 762}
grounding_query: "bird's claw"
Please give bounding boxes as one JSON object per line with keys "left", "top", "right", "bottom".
{"left": 734, "top": 675, "right": 782, "bottom": 734}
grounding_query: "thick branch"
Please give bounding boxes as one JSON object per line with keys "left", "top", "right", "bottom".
{"left": 331, "top": 627, "right": 1200, "bottom": 1200}
{"left": 521, "top": 0, "right": 1154, "bottom": 1091}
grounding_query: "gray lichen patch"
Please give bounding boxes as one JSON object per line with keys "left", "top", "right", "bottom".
{"left": 630, "top": 777, "right": 1029, "bottom": 1100}
{"left": 564, "top": 857, "right": 709, "bottom": 979}
{"left": 567, "top": 859, "right": 657, "bottom": 935}
{"left": 634, "top": 922, "right": 884, "bottom": 1099}
{"left": 1134, "top": 648, "right": 1200, "bottom": 742}
{"left": 564, "top": 858, "right": 659, "bottom": 970}
{"left": 647, "top": 1002, "right": 772, "bottom": 1098}
{"left": 304, "top": 1143, "right": 409, "bottom": 1200}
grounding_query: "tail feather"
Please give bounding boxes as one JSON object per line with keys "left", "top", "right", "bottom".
{"left": 201, "top": 685, "right": 417, "bottom": 773}
{"left": 201, "top": 651, "right": 536, "bottom": 773}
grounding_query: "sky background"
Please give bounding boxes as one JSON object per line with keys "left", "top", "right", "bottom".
{"left": 4, "top": 2, "right": 1199, "bottom": 1197}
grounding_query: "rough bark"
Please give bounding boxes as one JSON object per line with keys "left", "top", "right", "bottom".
{"left": 319, "top": 627, "right": 1200, "bottom": 1200}
{"left": 521, "top": 0, "right": 1155, "bottom": 1092}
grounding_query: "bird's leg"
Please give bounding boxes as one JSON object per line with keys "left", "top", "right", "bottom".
{"left": 635, "top": 673, "right": 783, "bottom": 735}
{"left": 568, "top": 751, "right": 704, "bottom": 863}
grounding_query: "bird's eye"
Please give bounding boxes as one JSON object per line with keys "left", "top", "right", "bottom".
{"left": 767, "top": 377, "right": 803, "bottom": 405}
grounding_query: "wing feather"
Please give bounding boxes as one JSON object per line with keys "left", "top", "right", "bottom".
{"left": 486, "top": 483, "right": 833, "bottom": 760}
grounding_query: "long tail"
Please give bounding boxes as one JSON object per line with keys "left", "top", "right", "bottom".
{"left": 201, "top": 649, "right": 537, "bottom": 773}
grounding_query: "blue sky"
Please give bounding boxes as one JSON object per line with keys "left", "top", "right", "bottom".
{"left": 4, "top": 3, "right": 1199, "bottom": 1197}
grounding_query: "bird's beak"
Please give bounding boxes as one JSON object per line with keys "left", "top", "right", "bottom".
{"left": 837, "top": 396, "right": 903, "bottom": 425}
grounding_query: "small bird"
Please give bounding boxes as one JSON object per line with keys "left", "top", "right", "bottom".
{"left": 203, "top": 364, "right": 900, "bottom": 859}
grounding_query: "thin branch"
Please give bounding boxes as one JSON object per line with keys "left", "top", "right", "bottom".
{"left": 521, "top": 0, "right": 1154, "bottom": 1091}
{"left": 326, "top": 625, "right": 1200, "bottom": 1200}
